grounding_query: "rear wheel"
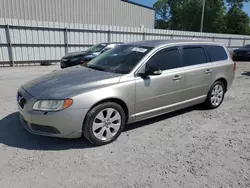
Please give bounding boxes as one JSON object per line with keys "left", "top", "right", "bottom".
{"left": 83, "top": 102, "right": 126, "bottom": 146}
{"left": 205, "top": 81, "right": 225, "bottom": 109}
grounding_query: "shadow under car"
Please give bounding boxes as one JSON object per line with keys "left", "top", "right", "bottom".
{"left": 0, "top": 104, "right": 206, "bottom": 150}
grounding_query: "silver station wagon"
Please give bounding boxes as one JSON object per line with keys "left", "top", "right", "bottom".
{"left": 17, "top": 40, "right": 235, "bottom": 145}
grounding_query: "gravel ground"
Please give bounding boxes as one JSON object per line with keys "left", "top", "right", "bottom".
{"left": 0, "top": 63, "right": 250, "bottom": 188}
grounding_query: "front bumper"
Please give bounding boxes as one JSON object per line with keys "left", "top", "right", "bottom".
{"left": 60, "top": 61, "right": 70, "bottom": 69}
{"left": 17, "top": 87, "right": 89, "bottom": 138}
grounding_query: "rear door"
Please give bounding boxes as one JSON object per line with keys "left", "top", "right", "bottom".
{"left": 204, "top": 45, "right": 234, "bottom": 89}
{"left": 181, "top": 45, "right": 213, "bottom": 100}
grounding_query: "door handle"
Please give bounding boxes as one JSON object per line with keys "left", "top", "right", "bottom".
{"left": 205, "top": 69, "right": 212, "bottom": 74}
{"left": 173, "top": 75, "right": 182, "bottom": 80}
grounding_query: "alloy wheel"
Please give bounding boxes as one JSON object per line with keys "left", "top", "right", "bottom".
{"left": 92, "top": 108, "right": 121, "bottom": 141}
{"left": 210, "top": 84, "right": 224, "bottom": 107}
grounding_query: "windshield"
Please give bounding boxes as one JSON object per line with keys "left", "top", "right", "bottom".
{"left": 241, "top": 44, "right": 250, "bottom": 48}
{"left": 84, "top": 45, "right": 153, "bottom": 74}
{"left": 86, "top": 43, "right": 108, "bottom": 53}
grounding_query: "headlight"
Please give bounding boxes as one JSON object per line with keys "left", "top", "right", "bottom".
{"left": 33, "top": 99, "right": 73, "bottom": 111}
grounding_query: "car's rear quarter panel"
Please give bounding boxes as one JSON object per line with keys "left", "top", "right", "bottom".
{"left": 210, "top": 59, "right": 235, "bottom": 90}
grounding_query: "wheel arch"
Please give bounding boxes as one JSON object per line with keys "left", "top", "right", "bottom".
{"left": 215, "top": 77, "right": 228, "bottom": 91}
{"left": 83, "top": 97, "right": 129, "bottom": 125}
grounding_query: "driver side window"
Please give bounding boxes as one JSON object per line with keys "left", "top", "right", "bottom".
{"left": 147, "top": 47, "right": 182, "bottom": 71}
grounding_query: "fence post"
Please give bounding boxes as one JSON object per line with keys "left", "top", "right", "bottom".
{"left": 228, "top": 37, "right": 232, "bottom": 47}
{"left": 5, "top": 24, "right": 14, "bottom": 67}
{"left": 243, "top": 38, "right": 246, "bottom": 46}
{"left": 64, "top": 27, "right": 68, "bottom": 55}
{"left": 142, "top": 32, "right": 146, "bottom": 40}
{"left": 107, "top": 30, "right": 111, "bottom": 43}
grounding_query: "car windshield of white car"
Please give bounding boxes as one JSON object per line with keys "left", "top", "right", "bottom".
{"left": 86, "top": 43, "right": 108, "bottom": 53}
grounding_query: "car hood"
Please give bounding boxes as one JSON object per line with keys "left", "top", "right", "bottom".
{"left": 22, "top": 66, "right": 122, "bottom": 99}
{"left": 62, "top": 51, "right": 99, "bottom": 59}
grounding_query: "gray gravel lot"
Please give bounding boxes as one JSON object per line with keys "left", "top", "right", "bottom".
{"left": 0, "top": 63, "right": 250, "bottom": 188}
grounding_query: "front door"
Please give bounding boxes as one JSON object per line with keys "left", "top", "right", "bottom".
{"left": 135, "top": 47, "right": 186, "bottom": 121}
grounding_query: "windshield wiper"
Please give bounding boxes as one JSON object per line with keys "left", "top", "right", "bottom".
{"left": 88, "top": 65, "right": 105, "bottom": 71}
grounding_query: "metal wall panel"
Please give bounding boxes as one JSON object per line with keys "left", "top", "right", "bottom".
{"left": 0, "top": 0, "right": 155, "bottom": 28}
{"left": 1, "top": 18, "right": 250, "bottom": 66}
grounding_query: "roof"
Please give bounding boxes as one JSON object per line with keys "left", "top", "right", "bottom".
{"left": 99, "top": 42, "right": 123, "bottom": 45}
{"left": 121, "top": 0, "right": 154, "bottom": 11}
{"left": 125, "top": 40, "right": 224, "bottom": 47}
{"left": 107, "top": 42, "right": 124, "bottom": 44}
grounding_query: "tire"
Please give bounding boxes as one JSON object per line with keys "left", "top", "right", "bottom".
{"left": 60, "top": 64, "right": 66, "bottom": 69}
{"left": 205, "top": 81, "right": 225, "bottom": 109}
{"left": 83, "top": 102, "right": 126, "bottom": 146}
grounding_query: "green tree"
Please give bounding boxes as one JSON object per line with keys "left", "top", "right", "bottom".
{"left": 153, "top": 0, "right": 170, "bottom": 21}
{"left": 153, "top": 0, "right": 250, "bottom": 35}
{"left": 170, "top": 0, "right": 226, "bottom": 32}
{"left": 153, "top": 0, "right": 226, "bottom": 33}
{"left": 226, "top": 0, "right": 249, "bottom": 8}
{"left": 155, "top": 20, "right": 169, "bottom": 29}
{"left": 203, "top": 0, "right": 226, "bottom": 33}
{"left": 224, "top": 7, "right": 250, "bottom": 34}
{"left": 224, "top": 0, "right": 250, "bottom": 34}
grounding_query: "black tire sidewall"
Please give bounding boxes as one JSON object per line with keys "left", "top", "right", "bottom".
{"left": 83, "top": 102, "right": 126, "bottom": 146}
{"left": 206, "top": 81, "right": 225, "bottom": 109}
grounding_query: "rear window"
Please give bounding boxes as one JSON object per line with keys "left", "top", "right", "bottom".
{"left": 204, "top": 45, "right": 228, "bottom": 62}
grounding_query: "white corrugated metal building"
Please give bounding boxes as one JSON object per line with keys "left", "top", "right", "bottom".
{"left": 0, "top": 0, "right": 155, "bottom": 28}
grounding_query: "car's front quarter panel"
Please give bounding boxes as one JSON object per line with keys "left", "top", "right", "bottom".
{"left": 72, "top": 74, "right": 136, "bottom": 123}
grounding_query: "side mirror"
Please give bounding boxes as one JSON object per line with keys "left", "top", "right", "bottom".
{"left": 145, "top": 66, "right": 162, "bottom": 76}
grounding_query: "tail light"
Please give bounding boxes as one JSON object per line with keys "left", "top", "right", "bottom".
{"left": 228, "top": 49, "right": 236, "bottom": 72}
{"left": 230, "top": 53, "right": 236, "bottom": 72}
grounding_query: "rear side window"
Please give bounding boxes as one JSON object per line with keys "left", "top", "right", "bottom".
{"left": 204, "top": 45, "right": 228, "bottom": 62}
{"left": 182, "top": 47, "right": 208, "bottom": 66}
{"left": 147, "top": 48, "right": 182, "bottom": 70}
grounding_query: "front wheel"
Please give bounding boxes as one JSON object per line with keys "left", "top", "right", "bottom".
{"left": 205, "top": 81, "right": 225, "bottom": 109}
{"left": 83, "top": 102, "right": 126, "bottom": 146}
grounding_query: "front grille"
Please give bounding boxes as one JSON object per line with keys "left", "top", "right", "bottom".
{"left": 30, "top": 124, "right": 60, "bottom": 134}
{"left": 17, "top": 92, "right": 26, "bottom": 109}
